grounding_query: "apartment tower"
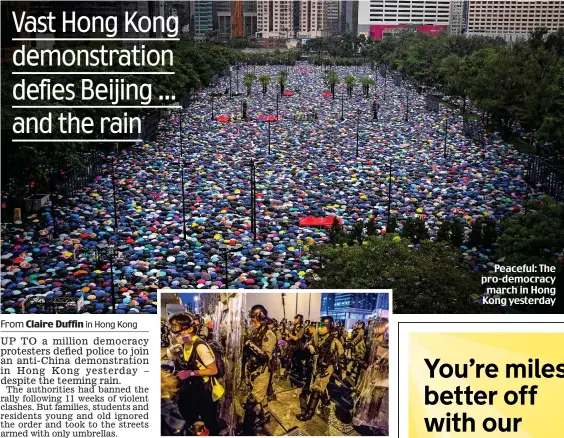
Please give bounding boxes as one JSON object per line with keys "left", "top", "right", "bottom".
{"left": 257, "top": 0, "right": 295, "bottom": 38}
{"left": 466, "top": 0, "right": 564, "bottom": 42}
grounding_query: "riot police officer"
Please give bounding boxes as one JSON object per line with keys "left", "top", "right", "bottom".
{"left": 283, "top": 314, "right": 305, "bottom": 379}
{"left": 334, "top": 321, "right": 347, "bottom": 347}
{"left": 266, "top": 318, "right": 280, "bottom": 401}
{"left": 296, "top": 316, "right": 345, "bottom": 421}
{"left": 242, "top": 305, "right": 276, "bottom": 435}
{"left": 193, "top": 314, "right": 210, "bottom": 340}
{"left": 349, "top": 320, "right": 367, "bottom": 382}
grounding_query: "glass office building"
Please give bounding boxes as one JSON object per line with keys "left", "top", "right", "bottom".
{"left": 321, "top": 292, "right": 387, "bottom": 329}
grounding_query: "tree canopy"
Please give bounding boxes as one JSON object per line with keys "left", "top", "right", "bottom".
{"left": 363, "top": 29, "right": 564, "bottom": 150}
{"left": 313, "top": 236, "right": 484, "bottom": 314}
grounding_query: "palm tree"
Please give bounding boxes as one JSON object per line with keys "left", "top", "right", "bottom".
{"left": 344, "top": 74, "right": 356, "bottom": 97}
{"left": 327, "top": 71, "right": 339, "bottom": 98}
{"left": 259, "top": 74, "right": 271, "bottom": 95}
{"left": 278, "top": 70, "right": 288, "bottom": 94}
{"left": 243, "top": 72, "right": 256, "bottom": 96}
{"left": 360, "top": 76, "right": 375, "bottom": 97}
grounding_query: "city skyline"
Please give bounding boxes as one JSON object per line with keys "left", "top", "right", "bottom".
{"left": 13, "top": 1, "right": 562, "bottom": 45}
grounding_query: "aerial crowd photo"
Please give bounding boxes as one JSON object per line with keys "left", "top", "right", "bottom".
{"left": 1, "top": 0, "right": 563, "bottom": 316}
{"left": 160, "top": 291, "right": 389, "bottom": 436}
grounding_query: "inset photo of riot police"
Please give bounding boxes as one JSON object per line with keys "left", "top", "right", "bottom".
{"left": 160, "top": 291, "right": 390, "bottom": 436}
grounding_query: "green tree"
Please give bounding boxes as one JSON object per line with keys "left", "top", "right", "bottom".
{"left": 328, "top": 217, "right": 345, "bottom": 245}
{"left": 360, "top": 76, "right": 374, "bottom": 97}
{"left": 349, "top": 221, "right": 364, "bottom": 245}
{"left": 451, "top": 218, "right": 465, "bottom": 247}
{"left": 243, "top": 72, "right": 256, "bottom": 96}
{"left": 259, "top": 74, "right": 271, "bottom": 95}
{"left": 496, "top": 197, "right": 564, "bottom": 313}
{"left": 277, "top": 70, "right": 288, "bottom": 95}
{"left": 344, "top": 74, "right": 356, "bottom": 97}
{"left": 387, "top": 217, "right": 398, "bottom": 234}
{"left": 469, "top": 221, "right": 483, "bottom": 248}
{"left": 440, "top": 54, "right": 472, "bottom": 113}
{"left": 314, "top": 236, "right": 483, "bottom": 313}
{"left": 366, "top": 218, "right": 378, "bottom": 236}
{"left": 437, "top": 221, "right": 451, "bottom": 242}
{"left": 327, "top": 71, "right": 339, "bottom": 98}
{"left": 497, "top": 198, "right": 564, "bottom": 266}
{"left": 401, "top": 218, "right": 429, "bottom": 243}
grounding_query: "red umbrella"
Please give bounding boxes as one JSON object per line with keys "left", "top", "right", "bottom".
{"left": 322, "top": 92, "right": 332, "bottom": 97}
{"left": 257, "top": 115, "right": 277, "bottom": 122}
{"left": 299, "top": 215, "right": 342, "bottom": 228}
{"left": 283, "top": 91, "right": 294, "bottom": 96}
{"left": 217, "top": 115, "right": 229, "bottom": 122}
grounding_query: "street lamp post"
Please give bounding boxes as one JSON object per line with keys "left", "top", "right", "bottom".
{"left": 218, "top": 243, "right": 242, "bottom": 289}
{"left": 341, "top": 91, "right": 344, "bottom": 121}
{"left": 443, "top": 112, "right": 448, "bottom": 159}
{"left": 356, "top": 109, "right": 360, "bottom": 157}
{"left": 404, "top": 86, "right": 409, "bottom": 122}
{"left": 267, "top": 120, "right": 271, "bottom": 155}
{"left": 387, "top": 160, "right": 393, "bottom": 227}
{"left": 91, "top": 243, "right": 117, "bottom": 314}
{"left": 276, "top": 93, "right": 279, "bottom": 119}
{"left": 383, "top": 67, "right": 387, "bottom": 101}
{"left": 110, "top": 154, "right": 119, "bottom": 233}
{"left": 236, "top": 63, "right": 239, "bottom": 93}
{"left": 49, "top": 166, "right": 59, "bottom": 238}
{"left": 229, "top": 74, "right": 232, "bottom": 98}
{"left": 218, "top": 243, "right": 230, "bottom": 289}
{"left": 178, "top": 109, "right": 187, "bottom": 240}
{"left": 211, "top": 94, "right": 214, "bottom": 120}
{"left": 249, "top": 158, "right": 257, "bottom": 244}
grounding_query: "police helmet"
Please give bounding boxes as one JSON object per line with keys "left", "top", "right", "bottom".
{"left": 319, "top": 315, "right": 335, "bottom": 330}
{"left": 248, "top": 304, "right": 268, "bottom": 322}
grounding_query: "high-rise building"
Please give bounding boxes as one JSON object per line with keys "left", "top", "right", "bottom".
{"left": 293, "top": 0, "right": 301, "bottom": 35}
{"left": 320, "top": 293, "right": 385, "bottom": 329}
{"left": 326, "top": 0, "right": 341, "bottom": 36}
{"left": 214, "top": 1, "right": 233, "bottom": 38}
{"left": 298, "top": 0, "right": 326, "bottom": 38}
{"left": 27, "top": 1, "right": 170, "bottom": 40}
{"left": 351, "top": 0, "right": 359, "bottom": 35}
{"left": 232, "top": 0, "right": 244, "bottom": 37}
{"left": 466, "top": 0, "right": 564, "bottom": 42}
{"left": 358, "top": 0, "right": 451, "bottom": 39}
{"left": 321, "top": 293, "right": 336, "bottom": 313}
{"left": 243, "top": 0, "right": 258, "bottom": 37}
{"left": 257, "top": 0, "right": 294, "bottom": 38}
{"left": 194, "top": 0, "right": 213, "bottom": 38}
{"left": 338, "top": 0, "right": 360, "bottom": 36}
{"left": 449, "top": 0, "right": 467, "bottom": 35}
{"left": 376, "top": 293, "right": 389, "bottom": 312}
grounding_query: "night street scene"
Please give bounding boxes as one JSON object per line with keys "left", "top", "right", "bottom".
{"left": 161, "top": 292, "right": 389, "bottom": 436}
{"left": 2, "top": 1, "right": 563, "bottom": 315}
